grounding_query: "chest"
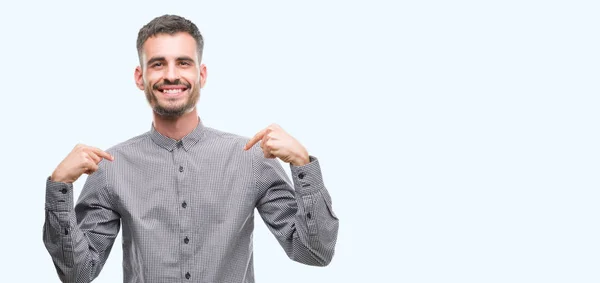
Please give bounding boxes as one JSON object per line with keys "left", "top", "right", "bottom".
{"left": 111, "top": 151, "right": 256, "bottom": 232}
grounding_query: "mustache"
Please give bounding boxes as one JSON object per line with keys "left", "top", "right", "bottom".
{"left": 153, "top": 79, "right": 191, "bottom": 90}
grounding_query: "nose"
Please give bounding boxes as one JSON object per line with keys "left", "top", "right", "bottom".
{"left": 165, "top": 64, "right": 179, "bottom": 82}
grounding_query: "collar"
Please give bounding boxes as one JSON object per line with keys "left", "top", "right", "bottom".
{"left": 149, "top": 117, "right": 205, "bottom": 152}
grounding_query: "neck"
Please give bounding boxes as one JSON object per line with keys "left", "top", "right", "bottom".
{"left": 152, "top": 108, "right": 200, "bottom": 141}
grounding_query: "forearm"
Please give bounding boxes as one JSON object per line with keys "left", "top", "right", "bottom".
{"left": 43, "top": 177, "right": 113, "bottom": 283}
{"left": 255, "top": 149, "right": 339, "bottom": 266}
{"left": 285, "top": 185, "right": 339, "bottom": 266}
{"left": 264, "top": 157, "right": 339, "bottom": 266}
{"left": 43, "top": 210, "right": 98, "bottom": 283}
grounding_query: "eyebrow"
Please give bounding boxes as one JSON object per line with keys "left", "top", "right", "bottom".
{"left": 177, "top": 56, "right": 195, "bottom": 63}
{"left": 146, "top": 56, "right": 195, "bottom": 66}
{"left": 146, "top": 57, "right": 165, "bottom": 66}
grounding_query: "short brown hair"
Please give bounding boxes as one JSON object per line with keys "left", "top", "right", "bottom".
{"left": 136, "top": 14, "right": 204, "bottom": 64}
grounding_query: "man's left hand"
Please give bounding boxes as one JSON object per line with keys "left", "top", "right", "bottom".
{"left": 243, "top": 124, "right": 310, "bottom": 166}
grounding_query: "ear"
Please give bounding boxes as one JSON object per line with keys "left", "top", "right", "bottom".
{"left": 200, "top": 64, "right": 208, "bottom": 89}
{"left": 134, "top": 66, "right": 144, "bottom": 90}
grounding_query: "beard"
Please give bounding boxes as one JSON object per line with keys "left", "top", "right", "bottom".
{"left": 144, "top": 79, "right": 200, "bottom": 118}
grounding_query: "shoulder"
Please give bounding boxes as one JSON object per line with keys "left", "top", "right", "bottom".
{"left": 202, "top": 126, "right": 251, "bottom": 147}
{"left": 200, "top": 126, "right": 264, "bottom": 164}
{"left": 103, "top": 131, "right": 150, "bottom": 156}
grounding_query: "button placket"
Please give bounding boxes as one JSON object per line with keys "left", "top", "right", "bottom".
{"left": 174, "top": 140, "right": 194, "bottom": 278}
{"left": 174, "top": 142, "right": 189, "bottom": 214}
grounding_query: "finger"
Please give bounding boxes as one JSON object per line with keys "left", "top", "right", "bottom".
{"left": 261, "top": 131, "right": 274, "bottom": 151}
{"left": 244, "top": 129, "right": 268, "bottom": 150}
{"left": 268, "top": 123, "right": 281, "bottom": 131}
{"left": 85, "top": 151, "right": 102, "bottom": 164}
{"left": 263, "top": 129, "right": 273, "bottom": 141}
{"left": 88, "top": 146, "right": 114, "bottom": 161}
{"left": 263, "top": 151, "right": 275, "bottom": 159}
{"left": 83, "top": 160, "right": 99, "bottom": 174}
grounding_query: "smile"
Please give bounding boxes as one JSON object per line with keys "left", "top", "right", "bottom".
{"left": 156, "top": 86, "right": 189, "bottom": 97}
{"left": 163, "top": 89, "right": 184, "bottom": 94}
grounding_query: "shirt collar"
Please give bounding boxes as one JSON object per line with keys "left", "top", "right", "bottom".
{"left": 149, "top": 117, "right": 205, "bottom": 152}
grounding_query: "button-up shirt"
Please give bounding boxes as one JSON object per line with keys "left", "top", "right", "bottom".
{"left": 43, "top": 118, "right": 339, "bottom": 283}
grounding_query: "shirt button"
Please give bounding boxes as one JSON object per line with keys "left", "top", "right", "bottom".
{"left": 179, "top": 166, "right": 184, "bottom": 172}
{"left": 298, "top": 172, "right": 305, "bottom": 179}
{"left": 307, "top": 213, "right": 312, "bottom": 219}
{"left": 184, "top": 237, "right": 189, "bottom": 244}
{"left": 60, "top": 188, "right": 68, "bottom": 194}
{"left": 185, "top": 272, "right": 191, "bottom": 279}
{"left": 181, "top": 201, "right": 187, "bottom": 208}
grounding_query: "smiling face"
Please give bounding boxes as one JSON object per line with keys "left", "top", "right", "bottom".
{"left": 135, "top": 32, "right": 207, "bottom": 117}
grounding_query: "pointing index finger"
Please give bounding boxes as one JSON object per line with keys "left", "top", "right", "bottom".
{"left": 244, "top": 129, "right": 267, "bottom": 150}
{"left": 89, "top": 146, "right": 114, "bottom": 161}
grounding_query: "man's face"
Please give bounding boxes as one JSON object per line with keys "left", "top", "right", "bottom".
{"left": 135, "top": 32, "right": 207, "bottom": 117}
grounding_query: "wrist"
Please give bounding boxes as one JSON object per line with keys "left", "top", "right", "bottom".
{"left": 51, "top": 171, "right": 71, "bottom": 183}
{"left": 291, "top": 153, "right": 310, "bottom": 166}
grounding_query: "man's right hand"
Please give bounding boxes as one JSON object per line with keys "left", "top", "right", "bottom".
{"left": 50, "top": 144, "right": 114, "bottom": 184}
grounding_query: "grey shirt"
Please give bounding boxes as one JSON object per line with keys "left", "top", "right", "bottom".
{"left": 43, "top": 118, "right": 339, "bottom": 283}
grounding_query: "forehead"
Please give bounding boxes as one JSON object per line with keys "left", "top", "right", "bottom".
{"left": 141, "top": 32, "right": 198, "bottom": 61}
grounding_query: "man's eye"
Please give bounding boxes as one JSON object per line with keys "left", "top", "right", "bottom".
{"left": 179, "top": 61, "right": 190, "bottom": 66}
{"left": 151, "top": 63, "right": 163, "bottom": 67}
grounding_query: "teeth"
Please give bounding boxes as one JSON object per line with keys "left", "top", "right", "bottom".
{"left": 163, "top": 89, "right": 183, "bottom": 94}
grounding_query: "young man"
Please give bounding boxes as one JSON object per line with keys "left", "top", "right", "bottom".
{"left": 43, "top": 14, "right": 339, "bottom": 283}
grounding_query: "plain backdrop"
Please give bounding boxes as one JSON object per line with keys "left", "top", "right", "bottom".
{"left": 0, "top": 0, "right": 599, "bottom": 282}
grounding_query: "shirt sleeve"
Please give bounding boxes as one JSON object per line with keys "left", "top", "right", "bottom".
{"left": 253, "top": 146, "right": 339, "bottom": 266}
{"left": 43, "top": 161, "right": 121, "bottom": 283}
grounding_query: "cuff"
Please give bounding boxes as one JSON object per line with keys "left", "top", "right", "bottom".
{"left": 45, "top": 176, "right": 74, "bottom": 212}
{"left": 290, "top": 156, "right": 324, "bottom": 195}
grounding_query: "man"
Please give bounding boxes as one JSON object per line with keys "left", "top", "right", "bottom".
{"left": 43, "top": 14, "right": 339, "bottom": 283}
